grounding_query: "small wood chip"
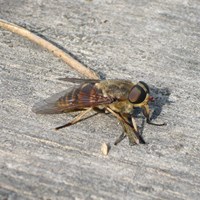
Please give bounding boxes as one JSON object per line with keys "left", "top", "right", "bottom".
{"left": 101, "top": 143, "right": 110, "bottom": 155}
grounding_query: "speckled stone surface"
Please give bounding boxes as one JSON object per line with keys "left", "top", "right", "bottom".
{"left": 0, "top": 0, "right": 200, "bottom": 199}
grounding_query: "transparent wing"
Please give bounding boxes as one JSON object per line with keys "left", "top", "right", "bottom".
{"left": 32, "top": 83, "right": 113, "bottom": 114}
{"left": 32, "top": 87, "right": 76, "bottom": 114}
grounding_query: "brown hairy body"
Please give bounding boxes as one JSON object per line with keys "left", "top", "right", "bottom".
{"left": 32, "top": 78, "right": 165, "bottom": 145}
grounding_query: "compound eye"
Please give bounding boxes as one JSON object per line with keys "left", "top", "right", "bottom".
{"left": 129, "top": 85, "right": 148, "bottom": 104}
{"left": 128, "top": 86, "right": 141, "bottom": 103}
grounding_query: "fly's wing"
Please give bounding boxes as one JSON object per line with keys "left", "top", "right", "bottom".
{"left": 32, "top": 83, "right": 113, "bottom": 114}
{"left": 32, "top": 88, "right": 74, "bottom": 114}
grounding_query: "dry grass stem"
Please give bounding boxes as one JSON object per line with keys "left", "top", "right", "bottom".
{"left": 0, "top": 19, "right": 99, "bottom": 79}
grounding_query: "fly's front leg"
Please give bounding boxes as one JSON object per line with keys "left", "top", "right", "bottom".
{"left": 131, "top": 116, "right": 138, "bottom": 132}
{"left": 131, "top": 116, "right": 145, "bottom": 144}
{"left": 142, "top": 105, "right": 166, "bottom": 126}
{"left": 121, "top": 120, "right": 140, "bottom": 145}
{"left": 106, "top": 107, "right": 143, "bottom": 145}
{"left": 122, "top": 114, "right": 145, "bottom": 145}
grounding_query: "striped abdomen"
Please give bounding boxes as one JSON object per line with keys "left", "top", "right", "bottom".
{"left": 56, "top": 83, "right": 113, "bottom": 111}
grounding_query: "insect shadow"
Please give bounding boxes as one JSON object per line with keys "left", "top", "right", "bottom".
{"left": 133, "top": 86, "right": 171, "bottom": 136}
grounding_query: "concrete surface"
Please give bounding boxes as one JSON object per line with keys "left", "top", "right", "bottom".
{"left": 0, "top": 0, "right": 200, "bottom": 199}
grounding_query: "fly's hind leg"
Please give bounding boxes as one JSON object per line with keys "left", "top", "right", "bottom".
{"left": 55, "top": 108, "right": 93, "bottom": 130}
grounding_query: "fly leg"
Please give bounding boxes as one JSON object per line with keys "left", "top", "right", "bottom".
{"left": 55, "top": 108, "right": 93, "bottom": 130}
{"left": 131, "top": 116, "right": 145, "bottom": 144}
{"left": 121, "top": 114, "right": 145, "bottom": 145}
{"left": 142, "top": 105, "right": 166, "bottom": 126}
{"left": 106, "top": 107, "right": 143, "bottom": 145}
{"left": 114, "top": 132, "right": 126, "bottom": 145}
{"left": 121, "top": 120, "right": 140, "bottom": 145}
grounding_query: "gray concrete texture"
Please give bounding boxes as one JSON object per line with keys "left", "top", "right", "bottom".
{"left": 0, "top": 0, "right": 200, "bottom": 199}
